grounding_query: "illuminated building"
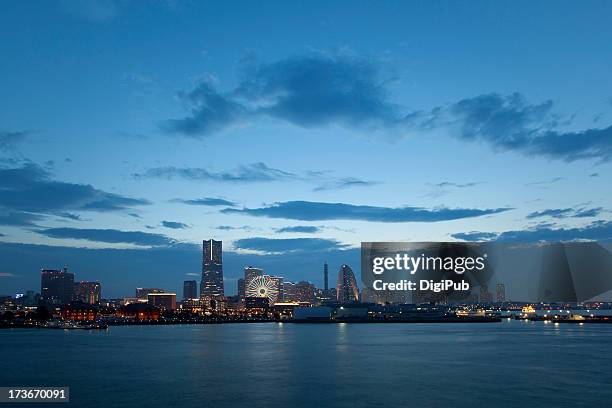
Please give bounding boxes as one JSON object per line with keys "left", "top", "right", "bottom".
{"left": 336, "top": 264, "right": 359, "bottom": 303}
{"left": 73, "top": 281, "right": 101, "bottom": 304}
{"left": 244, "top": 296, "right": 269, "bottom": 310}
{"left": 237, "top": 278, "right": 245, "bottom": 298}
{"left": 201, "top": 239, "right": 224, "bottom": 297}
{"left": 283, "top": 281, "right": 315, "bottom": 303}
{"left": 183, "top": 280, "right": 197, "bottom": 299}
{"left": 147, "top": 293, "right": 177, "bottom": 310}
{"left": 135, "top": 287, "right": 164, "bottom": 299}
{"left": 61, "top": 302, "right": 98, "bottom": 321}
{"left": 496, "top": 283, "right": 506, "bottom": 302}
{"left": 117, "top": 303, "right": 160, "bottom": 320}
{"left": 41, "top": 268, "right": 74, "bottom": 305}
{"left": 244, "top": 266, "right": 263, "bottom": 287}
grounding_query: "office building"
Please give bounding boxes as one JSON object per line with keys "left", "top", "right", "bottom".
{"left": 74, "top": 281, "right": 101, "bottom": 304}
{"left": 147, "top": 293, "right": 177, "bottom": 310}
{"left": 237, "top": 278, "right": 245, "bottom": 298}
{"left": 135, "top": 287, "right": 164, "bottom": 299}
{"left": 41, "top": 268, "right": 74, "bottom": 305}
{"left": 200, "top": 239, "right": 224, "bottom": 297}
{"left": 183, "top": 280, "right": 197, "bottom": 299}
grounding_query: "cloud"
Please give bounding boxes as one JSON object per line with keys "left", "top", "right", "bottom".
{"left": 313, "top": 177, "right": 379, "bottom": 192}
{"left": 0, "top": 211, "right": 44, "bottom": 226}
{"left": 275, "top": 225, "right": 321, "bottom": 234}
{"left": 222, "top": 200, "right": 510, "bottom": 223}
{"left": 171, "top": 197, "right": 237, "bottom": 207}
{"left": 233, "top": 237, "right": 348, "bottom": 254}
{"left": 452, "top": 220, "right": 612, "bottom": 242}
{"left": 35, "top": 227, "right": 177, "bottom": 247}
{"left": 525, "top": 177, "right": 565, "bottom": 187}
{"left": 215, "top": 225, "right": 253, "bottom": 231}
{"left": 0, "top": 272, "right": 16, "bottom": 277}
{"left": 163, "top": 53, "right": 402, "bottom": 137}
{"left": 0, "top": 163, "right": 150, "bottom": 218}
{"left": 185, "top": 272, "right": 199, "bottom": 277}
{"left": 425, "top": 93, "right": 612, "bottom": 162}
{"left": 0, "top": 131, "right": 27, "bottom": 151}
{"left": 423, "top": 181, "right": 480, "bottom": 198}
{"left": 134, "top": 162, "right": 296, "bottom": 183}
{"left": 590, "top": 172, "right": 600, "bottom": 178}
{"left": 526, "top": 207, "right": 603, "bottom": 219}
{"left": 161, "top": 221, "right": 189, "bottom": 229}
{"left": 162, "top": 79, "right": 248, "bottom": 136}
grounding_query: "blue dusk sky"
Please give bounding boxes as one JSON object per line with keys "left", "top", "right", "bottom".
{"left": 1, "top": 0, "right": 612, "bottom": 297}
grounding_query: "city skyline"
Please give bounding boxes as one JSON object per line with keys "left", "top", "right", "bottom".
{"left": 2, "top": 1, "right": 612, "bottom": 298}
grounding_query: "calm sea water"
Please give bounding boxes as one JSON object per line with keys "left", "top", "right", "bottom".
{"left": 1, "top": 320, "right": 612, "bottom": 408}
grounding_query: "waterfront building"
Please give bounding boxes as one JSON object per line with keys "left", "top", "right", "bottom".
{"left": 183, "top": 280, "right": 197, "bottom": 299}
{"left": 237, "top": 278, "right": 245, "bottom": 298}
{"left": 73, "top": 281, "right": 101, "bottom": 304}
{"left": 147, "top": 293, "right": 177, "bottom": 310}
{"left": 480, "top": 284, "right": 493, "bottom": 303}
{"left": 201, "top": 239, "right": 224, "bottom": 297}
{"left": 324, "top": 261, "right": 329, "bottom": 291}
{"left": 244, "top": 266, "right": 263, "bottom": 287}
{"left": 41, "top": 268, "right": 74, "bottom": 305}
{"left": 135, "top": 287, "right": 164, "bottom": 299}
{"left": 244, "top": 296, "right": 269, "bottom": 310}
{"left": 336, "top": 264, "right": 359, "bottom": 303}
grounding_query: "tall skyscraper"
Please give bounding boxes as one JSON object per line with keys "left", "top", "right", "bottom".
{"left": 336, "top": 264, "right": 359, "bottom": 303}
{"left": 496, "top": 283, "right": 506, "bottom": 303}
{"left": 41, "top": 268, "right": 74, "bottom": 305}
{"left": 237, "top": 278, "right": 245, "bottom": 298}
{"left": 74, "top": 281, "right": 101, "bottom": 304}
{"left": 244, "top": 266, "right": 263, "bottom": 287}
{"left": 183, "top": 280, "right": 197, "bottom": 299}
{"left": 323, "top": 261, "right": 329, "bottom": 291}
{"left": 201, "top": 239, "right": 224, "bottom": 297}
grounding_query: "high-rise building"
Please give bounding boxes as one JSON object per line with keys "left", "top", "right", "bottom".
{"left": 41, "top": 268, "right": 74, "bottom": 305}
{"left": 244, "top": 266, "right": 263, "bottom": 287}
{"left": 237, "top": 278, "right": 245, "bottom": 298}
{"left": 283, "top": 280, "right": 315, "bottom": 303}
{"left": 480, "top": 284, "right": 493, "bottom": 303}
{"left": 135, "top": 287, "right": 164, "bottom": 299}
{"left": 336, "top": 264, "right": 359, "bottom": 303}
{"left": 201, "top": 239, "right": 224, "bottom": 297}
{"left": 183, "top": 280, "right": 197, "bottom": 299}
{"left": 323, "top": 261, "right": 329, "bottom": 291}
{"left": 74, "top": 281, "right": 101, "bottom": 304}
{"left": 496, "top": 283, "right": 506, "bottom": 303}
{"left": 147, "top": 293, "right": 176, "bottom": 310}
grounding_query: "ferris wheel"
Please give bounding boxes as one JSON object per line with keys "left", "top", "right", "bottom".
{"left": 245, "top": 275, "right": 280, "bottom": 304}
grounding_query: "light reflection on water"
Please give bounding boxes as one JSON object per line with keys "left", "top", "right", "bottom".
{"left": 1, "top": 320, "right": 612, "bottom": 408}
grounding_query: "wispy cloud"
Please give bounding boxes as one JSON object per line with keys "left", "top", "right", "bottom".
{"left": 35, "top": 227, "right": 177, "bottom": 247}
{"left": 452, "top": 220, "right": 612, "bottom": 242}
{"left": 134, "top": 162, "right": 296, "bottom": 183}
{"left": 171, "top": 197, "right": 238, "bottom": 207}
{"left": 0, "top": 272, "right": 16, "bottom": 277}
{"left": 526, "top": 207, "right": 604, "bottom": 219}
{"left": 313, "top": 177, "right": 379, "bottom": 192}
{"left": 233, "top": 237, "right": 348, "bottom": 254}
{"left": 161, "top": 221, "right": 189, "bottom": 229}
{"left": 525, "top": 177, "right": 565, "bottom": 187}
{"left": 222, "top": 200, "right": 510, "bottom": 223}
{"left": 422, "top": 181, "right": 480, "bottom": 198}
{"left": 275, "top": 225, "right": 321, "bottom": 233}
{"left": 0, "top": 131, "right": 28, "bottom": 151}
